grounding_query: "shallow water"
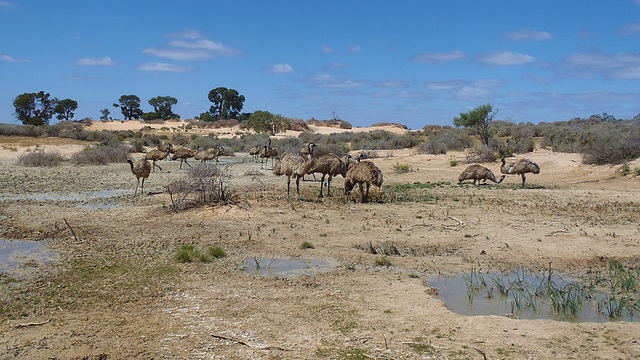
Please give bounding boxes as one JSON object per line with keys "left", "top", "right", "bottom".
{"left": 0, "top": 189, "right": 130, "bottom": 209}
{"left": 242, "top": 258, "right": 336, "bottom": 278}
{"left": 0, "top": 239, "right": 58, "bottom": 276}
{"left": 430, "top": 272, "right": 638, "bottom": 323}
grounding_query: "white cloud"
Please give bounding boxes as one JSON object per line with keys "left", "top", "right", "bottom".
{"left": 0, "top": 1, "right": 14, "bottom": 8}
{"left": 74, "top": 56, "right": 116, "bottom": 66}
{"left": 411, "top": 50, "right": 465, "bottom": 63}
{"left": 321, "top": 45, "right": 336, "bottom": 53}
{"left": 479, "top": 51, "right": 535, "bottom": 66}
{"left": 564, "top": 51, "right": 640, "bottom": 79}
{"left": 503, "top": 28, "right": 552, "bottom": 41}
{"left": 0, "top": 54, "right": 29, "bottom": 62}
{"left": 618, "top": 22, "right": 640, "bottom": 36}
{"left": 137, "top": 62, "right": 193, "bottom": 72}
{"left": 308, "top": 74, "right": 365, "bottom": 88}
{"left": 265, "top": 64, "right": 294, "bottom": 73}
{"left": 348, "top": 45, "right": 362, "bottom": 53}
{"left": 143, "top": 31, "right": 241, "bottom": 61}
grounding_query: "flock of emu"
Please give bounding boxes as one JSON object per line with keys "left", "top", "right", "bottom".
{"left": 127, "top": 140, "right": 541, "bottom": 201}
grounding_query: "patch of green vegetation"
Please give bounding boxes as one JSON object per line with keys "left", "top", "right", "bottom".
{"left": 375, "top": 256, "right": 392, "bottom": 267}
{"left": 450, "top": 159, "right": 459, "bottom": 167}
{"left": 175, "top": 244, "right": 226, "bottom": 263}
{"left": 300, "top": 241, "right": 315, "bottom": 249}
{"left": 408, "top": 337, "right": 437, "bottom": 355}
{"left": 392, "top": 162, "right": 413, "bottom": 173}
{"left": 618, "top": 162, "right": 631, "bottom": 176}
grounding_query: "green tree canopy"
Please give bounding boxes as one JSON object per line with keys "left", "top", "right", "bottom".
{"left": 54, "top": 98, "right": 78, "bottom": 121}
{"left": 13, "top": 91, "right": 57, "bottom": 126}
{"left": 247, "top": 110, "right": 290, "bottom": 134}
{"left": 207, "top": 87, "right": 245, "bottom": 120}
{"left": 113, "top": 95, "right": 143, "bottom": 120}
{"left": 453, "top": 103, "right": 496, "bottom": 147}
{"left": 148, "top": 96, "right": 179, "bottom": 120}
{"left": 100, "top": 108, "right": 111, "bottom": 120}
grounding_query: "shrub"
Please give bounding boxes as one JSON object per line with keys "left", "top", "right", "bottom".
{"left": 71, "top": 143, "right": 130, "bottom": 165}
{"left": 375, "top": 256, "right": 392, "bottom": 267}
{"left": 450, "top": 159, "right": 459, "bottom": 167}
{"left": 300, "top": 241, "right": 315, "bottom": 249}
{"left": 618, "top": 162, "right": 631, "bottom": 176}
{"left": 206, "top": 246, "right": 227, "bottom": 258}
{"left": 166, "top": 163, "right": 240, "bottom": 211}
{"left": 18, "top": 149, "right": 64, "bottom": 167}
{"left": 392, "top": 163, "right": 413, "bottom": 173}
{"left": 175, "top": 244, "right": 213, "bottom": 263}
{"left": 420, "top": 129, "right": 473, "bottom": 154}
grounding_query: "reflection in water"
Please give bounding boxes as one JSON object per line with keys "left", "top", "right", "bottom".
{"left": 242, "top": 258, "right": 336, "bottom": 278}
{"left": 430, "top": 272, "right": 638, "bottom": 323}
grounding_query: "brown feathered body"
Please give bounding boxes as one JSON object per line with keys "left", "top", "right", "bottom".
{"left": 273, "top": 143, "right": 317, "bottom": 199}
{"left": 173, "top": 148, "right": 196, "bottom": 169}
{"left": 501, "top": 158, "right": 541, "bottom": 187}
{"left": 195, "top": 146, "right": 222, "bottom": 163}
{"left": 249, "top": 145, "right": 261, "bottom": 162}
{"left": 458, "top": 165, "right": 505, "bottom": 184}
{"left": 127, "top": 158, "right": 151, "bottom": 197}
{"left": 260, "top": 145, "right": 279, "bottom": 169}
{"left": 309, "top": 153, "right": 350, "bottom": 197}
{"left": 144, "top": 145, "right": 172, "bottom": 172}
{"left": 344, "top": 161, "right": 383, "bottom": 203}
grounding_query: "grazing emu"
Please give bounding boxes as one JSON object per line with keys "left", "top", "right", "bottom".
{"left": 173, "top": 147, "right": 197, "bottom": 169}
{"left": 127, "top": 158, "right": 151, "bottom": 197}
{"left": 458, "top": 164, "right": 505, "bottom": 185}
{"left": 144, "top": 144, "right": 172, "bottom": 172}
{"left": 273, "top": 143, "right": 317, "bottom": 200}
{"left": 309, "top": 153, "right": 351, "bottom": 197}
{"left": 344, "top": 161, "right": 383, "bottom": 203}
{"left": 501, "top": 158, "right": 541, "bottom": 188}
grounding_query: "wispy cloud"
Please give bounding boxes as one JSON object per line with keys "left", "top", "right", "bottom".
{"left": 74, "top": 56, "right": 116, "bottom": 66}
{"left": 411, "top": 50, "right": 465, "bottom": 63}
{"left": 503, "top": 28, "right": 552, "bottom": 41}
{"left": 425, "top": 79, "right": 501, "bottom": 100}
{"left": 0, "top": 54, "right": 29, "bottom": 62}
{"left": 479, "top": 51, "right": 535, "bottom": 66}
{"left": 321, "top": 45, "right": 336, "bottom": 53}
{"left": 264, "top": 64, "right": 294, "bottom": 73}
{"left": 0, "top": 1, "right": 14, "bottom": 9}
{"left": 375, "top": 78, "right": 408, "bottom": 89}
{"left": 143, "top": 30, "right": 241, "bottom": 61}
{"left": 563, "top": 51, "right": 640, "bottom": 79}
{"left": 308, "top": 74, "right": 366, "bottom": 88}
{"left": 137, "top": 62, "right": 193, "bottom": 72}
{"left": 348, "top": 45, "right": 362, "bottom": 53}
{"left": 618, "top": 23, "right": 640, "bottom": 36}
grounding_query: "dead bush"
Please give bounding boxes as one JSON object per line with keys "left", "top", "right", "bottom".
{"left": 166, "top": 163, "right": 241, "bottom": 211}
{"left": 18, "top": 149, "right": 64, "bottom": 167}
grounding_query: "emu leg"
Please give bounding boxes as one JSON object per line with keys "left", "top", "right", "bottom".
{"left": 134, "top": 178, "right": 140, "bottom": 197}
{"left": 141, "top": 177, "right": 145, "bottom": 195}
{"left": 327, "top": 175, "right": 333, "bottom": 196}
{"left": 364, "top": 183, "right": 371, "bottom": 203}
{"left": 296, "top": 176, "right": 302, "bottom": 200}
{"left": 153, "top": 162, "right": 162, "bottom": 172}
{"left": 521, "top": 174, "right": 527, "bottom": 188}
{"left": 286, "top": 176, "right": 292, "bottom": 199}
{"left": 319, "top": 174, "right": 326, "bottom": 197}
{"left": 358, "top": 183, "right": 365, "bottom": 203}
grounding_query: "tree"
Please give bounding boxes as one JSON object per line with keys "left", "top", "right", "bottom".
{"left": 453, "top": 103, "right": 496, "bottom": 147}
{"left": 113, "top": 95, "right": 143, "bottom": 120}
{"left": 13, "top": 91, "right": 58, "bottom": 126}
{"left": 196, "top": 112, "right": 217, "bottom": 122}
{"left": 148, "top": 96, "right": 179, "bottom": 120}
{"left": 247, "top": 111, "right": 289, "bottom": 134}
{"left": 100, "top": 108, "right": 111, "bottom": 120}
{"left": 54, "top": 99, "right": 78, "bottom": 121}
{"left": 207, "top": 87, "right": 245, "bottom": 120}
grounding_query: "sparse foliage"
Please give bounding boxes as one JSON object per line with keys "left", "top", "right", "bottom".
{"left": 54, "top": 99, "right": 78, "bottom": 121}
{"left": 113, "top": 95, "right": 143, "bottom": 120}
{"left": 454, "top": 103, "right": 495, "bottom": 147}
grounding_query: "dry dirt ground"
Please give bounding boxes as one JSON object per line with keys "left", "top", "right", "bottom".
{"left": 1, "top": 131, "right": 640, "bottom": 359}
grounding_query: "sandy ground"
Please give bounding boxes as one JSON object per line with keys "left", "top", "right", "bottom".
{"left": 1, "top": 122, "right": 640, "bottom": 359}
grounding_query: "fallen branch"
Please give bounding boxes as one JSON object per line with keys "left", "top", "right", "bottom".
{"left": 211, "top": 334, "right": 289, "bottom": 351}
{"left": 448, "top": 216, "right": 465, "bottom": 226}
{"left": 15, "top": 319, "right": 51, "bottom": 328}
{"left": 63, "top": 218, "right": 82, "bottom": 243}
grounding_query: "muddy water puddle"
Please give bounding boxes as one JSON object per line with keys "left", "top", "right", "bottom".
{"left": 430, "top": 271, "right": 638, "bottom": 323}
{"left": 0, "top": 239, "right": 58, "bottom": 277}
{"left": 242, "top": 258, "right": 337, "bottom": 278}
{"left": 0, "top": 189, "right": 130, "bottom": 209}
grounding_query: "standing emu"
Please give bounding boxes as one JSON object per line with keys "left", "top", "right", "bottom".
{"left": 260, "top": 139, "right": 279, "bottom": 169}
{"left": 248, "top": 145, "right": 261, "bottom": 162}
{"left": 173, "top": 148, "right": 197, "bottom": 169}
{"left": 344, "top": 161, "right": 383, "bottom": 203}
{"left": 144, "top": 144, "right": 172, "bottom": 172}
{"left": 309, "top": 153, "right": 351, "bottom": 197}
{"left": 127, "top": 158, "right": 151, "bottom": 197}
{"left": 273, "top": 143, "right": 317, "bottom": 200}
{"left": 501, "top": 158, "right": 541, "bottom": 188}
{"left": 458, "top": 165, "right": 505, "bottom": 185}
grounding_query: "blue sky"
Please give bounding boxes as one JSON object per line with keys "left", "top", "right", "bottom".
{"left": 1, "top": 1, "right": 639, "bottom": 129}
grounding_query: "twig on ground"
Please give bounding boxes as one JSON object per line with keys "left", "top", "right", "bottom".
{"left": 211, "top": 334, "right": 289, "bottom": 351}
{"left": 63, "top": 218, "right": 83, "bottom": 242}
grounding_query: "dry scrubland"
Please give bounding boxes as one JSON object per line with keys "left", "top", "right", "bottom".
{"left": 1, "top": 120, "right": 640, "bottom": 359}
